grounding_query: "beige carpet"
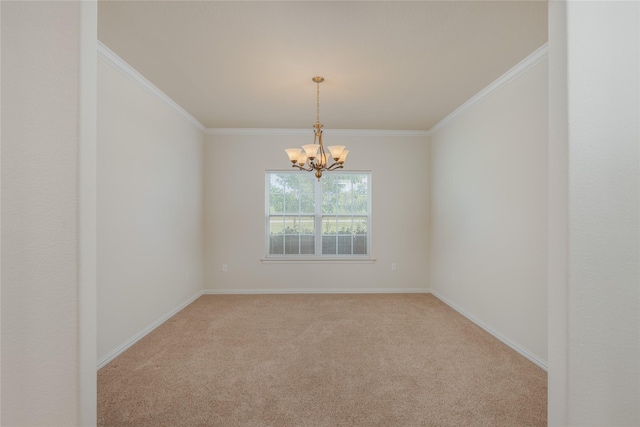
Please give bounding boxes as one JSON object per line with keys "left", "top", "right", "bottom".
{"left": 98, "top": 294, "right": 547, "bottom": 426}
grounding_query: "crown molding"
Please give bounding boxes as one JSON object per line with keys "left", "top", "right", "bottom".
{"left": 98, "top": 40, "right": 546, "bottom": 139}
{"left": 429, "top": 42, "right": 549, "bottom": 135}
{"left": 97, "top": 41, "right": 206, "bottom": 133}
{"left": 205, "top": 128, "right": 308, "bottom": 136}
{"left": 205, "top": 128, "right": 430, "bottom": 137}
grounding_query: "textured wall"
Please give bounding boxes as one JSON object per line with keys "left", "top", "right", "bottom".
{"left": 549, "top": 2, "right": 640, "bottom": 425}
{"left": 1, "top": 2, "right": 96, "bottom": 425}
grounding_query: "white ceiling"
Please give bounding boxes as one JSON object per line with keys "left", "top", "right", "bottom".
{"left": 97, "top": 1, "right": 547, "bottom": 131}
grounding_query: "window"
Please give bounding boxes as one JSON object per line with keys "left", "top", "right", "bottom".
{"left": 266, "top": 171, "right": 370, "bottom": 257}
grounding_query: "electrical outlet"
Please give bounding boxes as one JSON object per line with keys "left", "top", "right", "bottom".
{"left": 222, "top": 264, "right": 228, "bottom": 272}
{"left": 391, "top": 263, "right": 397, "bottom": 271}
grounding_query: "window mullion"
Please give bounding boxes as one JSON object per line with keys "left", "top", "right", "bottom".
{"left": 315, "top": 178, "right": 323, "bottom": 255}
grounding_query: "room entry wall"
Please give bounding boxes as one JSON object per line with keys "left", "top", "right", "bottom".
{"left": 1, "top": 2, "right": 97, "bottom": 424}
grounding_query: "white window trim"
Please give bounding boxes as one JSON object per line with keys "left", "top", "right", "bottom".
{"left": 260, "top": 257, "right": 376, "bottom": 264}
{"left": 264, "top": 170, "right": 373, "bottom": 260}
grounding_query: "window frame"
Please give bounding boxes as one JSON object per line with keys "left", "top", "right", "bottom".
{"left": 264, "top": 170, "right": 372, "bottom": 261}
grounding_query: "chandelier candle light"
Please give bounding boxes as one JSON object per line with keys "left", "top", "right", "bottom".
{"left": 285, "top": 76, "right": 348, "bottom": 180}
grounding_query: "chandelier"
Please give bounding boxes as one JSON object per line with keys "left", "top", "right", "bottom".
{"left": 285, "top": 76, "right": 348, "bottom": 180}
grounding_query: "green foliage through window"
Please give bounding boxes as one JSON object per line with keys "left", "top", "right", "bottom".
{"left": 267, "top": 172, "right": 370, "bottom": 256}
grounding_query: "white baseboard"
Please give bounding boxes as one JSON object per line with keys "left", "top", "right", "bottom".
{"left": 430, "top": 290, "right": 548, "bottom": 371}
{"left": 97, "top": 291, "right": 203, "bottom": 370}
{"left": 202, "top": 288, "right": 431, "bottom": 295}
{"left": 98, "top": 288, "right": 546, "bottom": 372}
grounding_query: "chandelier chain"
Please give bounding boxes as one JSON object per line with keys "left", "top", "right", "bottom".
{"left": 316, "top": 80, "right": 320, "bottom": 125}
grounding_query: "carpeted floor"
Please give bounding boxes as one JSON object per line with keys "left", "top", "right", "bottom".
{"left": 98, "top": 293, "right": 547, "bottom": 426}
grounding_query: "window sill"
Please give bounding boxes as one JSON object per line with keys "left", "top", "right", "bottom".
{"left": 261, "top": 257, "right": 376, "bottom": 264}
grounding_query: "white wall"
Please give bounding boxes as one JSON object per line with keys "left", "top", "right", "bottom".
{"left": 429, "top": 58, "right": 548, "bottom": 366}
{"left": 204, "top": 131, "right": 430, "bottom": 292}
{"left": 547, "top": 3, "right": 569, "bottom": 422}
{"left": 549, "top": 2, "right": 640, "bottom": 425}
{"left": 1, "top": 2, "right": 97, "bottom": 425}
{"left": 97, "top": 57, "right": 204, "bottom": 363}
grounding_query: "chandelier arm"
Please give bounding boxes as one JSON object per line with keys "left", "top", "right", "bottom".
{"left": 318, "top": 145, "right": 327, "bottom": 161}
{"left": 292, "top": 164, "right": 313, "bottom": 172}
